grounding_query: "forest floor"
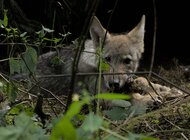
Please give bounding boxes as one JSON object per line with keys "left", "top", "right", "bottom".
{"left": 121, "top": 60, "right": 190, "bottom": 139}
{"left": 1, "top": 58, "right": 190, "bottom": 139}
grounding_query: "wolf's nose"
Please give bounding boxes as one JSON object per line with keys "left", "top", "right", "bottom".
{"left": 109, "top": 82, "right": 120, "bottom": 90}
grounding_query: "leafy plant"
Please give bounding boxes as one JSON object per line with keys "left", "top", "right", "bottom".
{"left": 9, "top": 46, "right": 37, "bottom": 75}
{"left": 0, "top": 113, "right": 49, "bottom": 140}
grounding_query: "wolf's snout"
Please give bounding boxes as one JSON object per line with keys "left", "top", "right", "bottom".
{"left": 108, "top": 81, "right": 122, "bottom": 93}
{"left": 109, "top": 82, "right": 120, "bottom": 89}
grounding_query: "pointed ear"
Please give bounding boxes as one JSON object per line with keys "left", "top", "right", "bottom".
{"left": 90, "top": 16, "right": 110, "bottom": 46}
{"left": 128, "top": 15, "right": 145, "bottom": 41}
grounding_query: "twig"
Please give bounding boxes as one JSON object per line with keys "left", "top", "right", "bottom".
{"left": 100, "top": 126, "right": 129, "bottom": 140}
{"left": 145, "top": 76, "right": 163, "bottom": 103}
{"left": 1, "top": 72, "right": 66, "bottom": 107}
{"left": 32, "top": 84, "right": 66, "bottom": 107}
{"left": 144, "top": 120, "right": 157, "bottom": 132}
{"left": 59, "top": 0, "right": 79, "bottom": 18}
{"left": 152, "top": 72, "right": 190, "bottom": 95}
{"left": 103, "top": 117, "right": 128, "bottom": 134}
{"left": 148, "top": 0, "right": 157, "bottom": 78}
{"left": 147, "top": 129, "right": 190, "bottom": 136}
{"left": 0, "top": 58, "right": 10, "bottom": 62}
{"left": 161, "top": 113, "right": 189, "bottom": 140}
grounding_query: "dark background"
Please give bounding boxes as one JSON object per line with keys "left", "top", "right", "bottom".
{"left": 96, "top": 0, "right": 190, "bottom": 67}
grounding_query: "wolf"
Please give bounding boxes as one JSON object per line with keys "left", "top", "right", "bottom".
{"left": 34, "top": 15, "right": 145, "bottom": 96}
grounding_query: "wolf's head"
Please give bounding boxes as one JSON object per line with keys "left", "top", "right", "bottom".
{"left": 81, "top": 15, "right": 145, "bottom": 92}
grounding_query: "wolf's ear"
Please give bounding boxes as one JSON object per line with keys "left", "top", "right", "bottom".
{"left": 90, "top": 16, "right": 110, "bottom": 46}
{"left": 128, "top": 15, "right": 145, "bottom": 41}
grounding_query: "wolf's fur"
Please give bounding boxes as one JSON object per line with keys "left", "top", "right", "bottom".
{"left": 36, "top": 15, "right": 145, "bottom": 95}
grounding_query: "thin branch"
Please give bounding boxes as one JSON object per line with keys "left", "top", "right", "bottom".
{"left": 161, "top": 113, "right": 189, "bottom": 140}
{"left": 59, "top": 0, "right": 79, "bottom": 18}
{"left": 100, "top": 127, "right": 129, "bottom": 140}
{"left": 148, "top": 0, "right": 157, "bottom": 77}
{"left": 147, "top": 128, "right": 190, "bottom": 137}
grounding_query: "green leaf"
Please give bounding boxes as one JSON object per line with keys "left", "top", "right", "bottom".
{"left": 5, "top": 103, "right": 34, "bottom": 125}
{"left": 59, "top": 32, "right": 71, "bottom": 37}
{"left": 101, "top": 61, "right": 110, "bottom": 72}
{"left": 5, "top": 28, "right": 11, "bottom": 33}
{"left": 15, "top": 113, "right": 48, "bottom": 140}
{"left": 20, "top": 32, "right": 27, "bottom": 37}
{"left": 50, "top": 56, "right": 62, "bottom": 65}
{"left": 95, "top": 93, "right": 130, "bottom": 100}
{"left": 52, "top": 38, "right": 62, "bottom": 44}
{"left": 0, "top": 127, "right": 23, "bottom": 140}
{"left": 0, "top": 113, "right": 49, "bottom": 140}
{"left": 50, "top": 99, "right": 89, "bottom": 140}
{"left": 0, "top": 19, "right": 3, "bottom": 27}
{"left": 9, "top": 58, "right": 21, "bottom": 74}
{"left": 36, "top": 30, "right": 45, "bottom": 38}
{"left": 111, "top": 99, "right": 131, "bottom": 108}
{"left": 65, "top": 99, "right": 89, "bottom": 119}
{"left": 104, "top": 107, "right": 127, "bottom": 120}
{"left": 21, "top": 47, "right": 37, "bottom": 74}
{"left": 5, "top": 82, "right": 17, "bottom": 102}
{"left": 43, "top": 38, "right": 61, "bottom": 44}
{"left": 129, "top": 105, "right": 147, "bottom": 116}
{"left": 81, "top": 112, "right": 103, "bottom": 133}
{"left": 50, "top": 117, "right": 76, "bottom": 140}
{"left": 11, "top": 27, "right": 19, "bottom": 34}
{"left": 9, "top": 47, "right": 37, "bottom": 75}
{"left": 42, "top": 25, "right": 54, "bottom": 33}
{"left": 3, "top": 9, "right": 8, "bottom": 27}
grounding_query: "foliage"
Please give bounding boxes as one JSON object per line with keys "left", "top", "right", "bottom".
{"left": 9, "top": 47, "right": 37, "bottom": 75}
{"left": 0, "top": 113, "right": 48, "bottom": 140}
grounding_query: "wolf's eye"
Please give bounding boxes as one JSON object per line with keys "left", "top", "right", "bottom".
{"left": 123, "top": 58, "right": 131, "bottom": 64}
{"left": 104, "top": 56, "right": 111, "bottom": 63}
